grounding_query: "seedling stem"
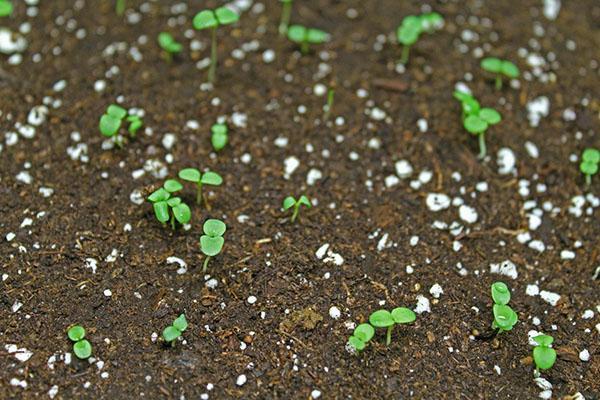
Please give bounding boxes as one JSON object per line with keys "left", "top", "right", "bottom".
{"left": 386, "top": 326, "right": 393, "bottom": 345}
{"left": 279, "top": 1, "right": 292, "bottom": 35}
{"left": 209, "top": 26, "right": 217, "bottom": 83}
{"left": 324, "top": 88, "right": 335, "bottom": 121}
{"left": 116, "top": 0, "right": 125, "bottom": 16}
{"left": 478, "top": 133, "right": 486, "bottom": 159}
{"left": 495, "top": 75, "right": 502, "bottom": 90}
{"left": 401, "top": 45, "right": 410, "bottom": 65}
{"left": 203, "top": 256, "right": 211, "bottom": 272}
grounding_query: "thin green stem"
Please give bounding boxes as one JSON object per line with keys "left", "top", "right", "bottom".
{"left": 400, "top": 45, "right": 410, "bottom": 65}
{"left": 291, "top": 205, "right": 299, "bottom": 223}
{"left": 279, "top": 2, "right": 292, "bottom": 36}
{"left": 586, "top": 174, "right": 591, "bottom": 187}
{"left": 324, "top": 89, "right": 335, "bottom": 121}
{"left": 208, "top": 26, "right": 218, "bottom": 83}
{"left": 495, "top": 75, "right": 502, "bottom": 90}
{"left": 300, "top": 41, "right": 309, "bottom": 55}
{"left": 478, "top": 133, "right": 487, "bottom": 159}
{"left": 386, "top": 326, "right": 393, "bottom": 346}
{"left": 196, "top": 182, "right": 203, "bottom": 206}
{"left": 203, "top": 256, "right": 211, "bottom": 272}
{"left": 116, "top": 0, "right": 125, "bottom": 16}
{"left": 170, "top": 214, "right": 175, "bottom": 230}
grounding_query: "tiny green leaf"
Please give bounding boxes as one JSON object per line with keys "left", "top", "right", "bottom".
{"left": 211, "top": 129, "right": 228, "bottom": 151}
{"left": 481, "top": 57, "right": 502, "bottom": 73}
{"left": 214, "top": 7, "right": 239, "bottom": 25}
{"left": 533, "top": 346, "right": 557, "bottom": 370}
{"left": 164, "top": 179, "right": 183, "bottom": 193}
{"left": 491, "top": 281, "right": 511, "bottom": 305}
{"left": 107, "top": 104, "right": 127, "bottom": 119}
{"left": 453, "top": 90, "right": 474, "bottom": 103}
{"left": 172, "top": 203, "right": 191, "bottom": 224}
{"left": 73, "top": 339, "right": 92, "bottom": 359}
{"left": 501, "top": 61, "right": 520, "bottom": 78}
{"left": 464, "top": 115, "right": 488, "bottom": 135}
{"left": 148, "top": 188, "right": 170, "bottom": 203}
{"left": 99, "top": 114, "right": 121, "bottom": 137}
{"left": 162, "top": 326, "right": 181, "bottom": 343}
{"left": 153, "top": 201, "right": 170, "bottom": 223}
{"left": 200, "top": 235, "right": 225, "bottom": 256}
{"left": 461, "top": 97, "right": 480, "bottom": 116}
{"left": 493, "top": 304, "right": 518, "bottom": 331}
{"left": 158, "top": 32, "right": 182, "bottom": 54}
{"left": 348, "top": 336, "right": 366, "bottom": 351}
{"left": 532, "top": 334, "right": 554, "bottom": 347}
{"left": 369, "top": 310, "right": 395, "bottom": 328}
{"left": 203, "top": 219, "right": 226, "bottom": 237}
{"left": 391, "top": 307, "right": 416, "bottom": 324}
{"left": 582, "top": 148, "right": 600, "bottom": 164}
{"left": 0, "top": 1, "right": 13, "bottom": 17}
{"left": 173, "top": 314, "right": 188, "bottom": 332}
{"left": 287, "top": 25, "right": 306, "bottom": 43}
{"left": 580, "top": 161, "right": 598, "bottom": 175}
{"left": 306, "top": 28, "right": 328, "bottom": 44}
{"left": 297, "top": 195, "right": 311, "bottom": 208}
{"left": 193, "top": 10, "right": 218, "bottom": 30}
{"left": 67, "top": 325, "right": 86, "bottom": 342}
{"left": 201, "top": 171, "right": 223, "bottom": 186}
{"left": 167, "top": 197, "right": 182, "bottom": 207}
{"left": 283, "top": 196, "right": 296, "bottom": 210}
{"left": 479, "top": 108, "right": 502, "bottom": 125}
{"left": 178, "top": 168, "right": 202, "bottom": 183}
{"left": 354, "top": 323, "right": 375, "bottom": 343}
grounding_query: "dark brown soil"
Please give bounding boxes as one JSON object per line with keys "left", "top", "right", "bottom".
{"left": 1, "top": 0, "right": 599, "bottom": 399}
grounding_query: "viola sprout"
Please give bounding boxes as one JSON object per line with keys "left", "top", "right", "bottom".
{"left": 490, "top": 281, "right": 518, "bottom": 332}
{"left": 211, "top": 123, "right": 228, "bottom": 151}
{"left": 580, "top": 148, "right": 599, "bottom": 187}
{"left": 0, "top": 0, "right": 13, "bottom": 17}
{"left": 454, "top": 91, "right": 502, "bottom": 159}
{"left": 323, "top": 87, "right": 335, "bottom": 121}
{"left": 158, "top": 32, "right": 182, "bottom": 62}
{"left": 532, "top": 334, "right": 556, "bottom": 374}
{"left": 481, "top": 57, "right": 520, "bottom": 90}
{"left": 282, "top": 195, "right": 311, "bottom": 223}
{"left": 287, "top": 25, "right": 329, "bottom": 54}
{"left": 178, "top": 168, "right": 223, "bottom": 206}
{"left": 162, "top": 314, "right": 188, "bottom": 346}
{"left": 369, "top": 307, "right": 416, "bottom": 346}
{"left": 116, "top": 0, "right": 125, "bottom": 16}
{"left": 193, "top": 7, "right": 240, "bottom": 83}
{"left": 278, "top": 0, "right": 293, "bottom": 36}
{"left": 397, "top": 12, "right": 444, "bottom": 65}
{"left": 147, "top": 179, "right": 191, "bottom": 230}
{"left": 67, "top": 325, "right": 92, "bottom": 359}
{"left": 347, "top": 323, "right": 375, "bottom": 352}
{"left": 99, "top": 104, "right": 143, "bottom": 147}
{"left": 200, "top": 219, "right": 226, "bottom": 272}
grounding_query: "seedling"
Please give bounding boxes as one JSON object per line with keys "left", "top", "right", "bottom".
{"left": 490, "top": 281, "right": 518, "bottom": 332}
{"left": 481, "top": 57, "right": 520, "bottom": 90}
{"left": 323, "top": 87, "right": 335, "bottom": 121}
{"left": 0, "top": 0, "right": 13, "bottom": 17}
{"left": 158, "top": 32, "right": 182, "bottom": 62}
{"left": 369, "top": 307, "right": 416, "bottom": 346}
{"left": 532, "top": 334, "right": 556, "bottom": 373}
{"left": 211, "top": 123, "right": 228, "bottom": 151}
{"left": 454, "top": 91, "right": 502, "bottom": 159}
{"left": 580, "top": 148, "right": 599, "bottom": 187}
{"left": 147, "top": 179, "right": 191, "bottom": 229}
{"left": 287, "top": 25, "right": 329, "bottom": 54}
{"left": 116, "top": 0, "right": 125, "bottom": 16}
{"left": 67, "top": 325, "right": 92, "bottom": 359}
{"left": 397, "top": 12, "right": 444, "bottom": 64}
{"left": 282, "top": 195, "right": 311, "bottom": 223}
{"left": 347, "top": 323, "right": 375, "bottom": 352}
{"left": 99, "top": 104, "right": 143, "bottom": 147}
{"left": 200, "top": 219, "right": 226, "bottom": 272}
{"left": 278, "top": 0, "right": 293, "bottom": 35}
{"left": 162, "top": 314, "right": 188, "bottom": 346}
{"left": 193, "top": 7, "right": 239, "bottom": 83}
{"left": 178, "top": 168, "right": 223, "bottom": 206}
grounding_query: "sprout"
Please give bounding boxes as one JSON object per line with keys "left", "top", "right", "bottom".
{"left": 580, "top": 148, "right": 599, "bottom": 187}
{"left": 162, "top": 314, "right": 188, "bottom": 346}
{"left": 347, "top": 323, "right": 375, "bottom": 352}
{"left": 147, "top": 179, "right": 191, "bottom": 230}
{"left": 211, "top": 123, "right": 228, "bottom": 151}
{"left": 323, "top": 87, "right": 335, "bottom": 121}
{"left": 99, "top": 104, "right": 143, "bottom": 147}
{"left": 278, "top": 0, "right": 293, "bottom": 35}
{"left": 0, "top": 0, "right": 13, "bottom": 17}
{"left": 532, "top": 334, "right": 557, "bottom": 373}
{"left": 116, "top": 0, "right": 125, "bottom": 15}
{"left": 369, "top": 307, "right": 416, "bottom": 346}
{"left": 490, "top": 281, "right": 518, "bottom": 332}
{"left": 178, "top": 168, "right": 223, "bottom": 206}
{"left": 193, "top": 7, "right": 240, "bottom": 83}
{"left": 454, "top": 91, "right": 502, "bottom": 159}
{"left": 282, "top": 195, "right": 311, "bottom": 223}
{"left": 200, "top": 219, "right": 226, "bottom": 272}
{"left": 67, "top": 325, "right": 92, "bottom": 359}
{"left": 481, "top": 57, "right": 520, "bottom": 90}
{"left": 491, "top": 281, "right": 511, "bottom": 305}
{"left": 287, "top": 25, "right": 329, "bottom": 54}
{"left": 397, "top": 13, "right": 444, "bottom": 64}
{"left": 158, "top": 32, "right": 183, "bottom": 62}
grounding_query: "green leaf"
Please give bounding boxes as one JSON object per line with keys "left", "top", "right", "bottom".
{"left": 173, "top": 314, "right": 188, "bottom": 332}
{"left": 348, "top": 336, "right": 366, "bottom": 351}
{"left": 172, "top": 203, "right": 191, "bottom": 224}
{"left": 148, "top": 188, "right": 170, "bottom": 203}
{"left": 391, "top": 307, "right": 416, "bottom": 324}
{"left": 193, "top": 10, "right": 218, "bottom": 30}
{"left": 211, "top": 123, "right": 228, "bottom": 135}
{"left": 306, "top": 28, "right": 328, "bottom": 44}
{"left": 532, "top": 334, "right": 554, "bottom": 347}
{"left": 167, "top": 197, "right": 182, "bottom": 207}
{"left": 462, "top": 97, "right": 480, "bottom": 115}
{"left": 533, "top": 346, "right": 556, "bottom": 370}
{"left": 73, "top": 339, "right": 92, "bottom": 359}
{"left": 128, "top": 119, "right": 143, "bottom": 135}
{"left": 420, "top": 12, "right": 444, "bottom": 31}
{"left": 0, "top": 1, "right": 13, "bottom": 17}
{"left": 491, "top": 281, "right": 511, "bottom": 305}
{"left": 501, "top": 61, "right": 520, "bottom": 78}
{"left": 464, "top": 115, "right": 488, "bottom": 135}
{"left": 354, "top": 323, "right": 375, "bottom": 343}
{"left": 479, "top": 108, "right": 502, "bottom": 124}
{"left": 493, "top": 304, "right": 518, "bottom": 330}
{"left": 369, "top": 310, "right": 395, "bottom": 328}
{"left": 481, "top": 57, "right": 502, "bottom": 73}
{"left": 99, "top": 114, "right": 121, "bottom": 137}
{"left": 283, "top": 196, "right": 296, "bottom": 210}
{"left": 164, "top": 179, "right": 183, "bottom": 193}
{"left": 397, "top": 24, "right": 419, "bottom": 45}
{"left": 67, "top": 325, "right": 86, "bottom": 342}
{"left": 287, "top": 25, "right": 307, "bottom": 43}
{"left": 162, "top": 326, "right": 181, "bottom": 343}
{"left": 215, "top": 7, "right": 239, "bottom": 25}
{"left": 453, "top": 90, "right": 473, "bottom": 103}
{"left": 211, "top": 130, "right": 228, "bottom": 151}
{"left": 580, "top": 161, "right": 598, "bottom": 175}
{"left": 201, "top": 171, "right": 223, "bottom": 186}
{"left": 200, "top": 235, "right": 225, "bottom": 256}
{"left": 582, "top": 148, "right": 600, "bottom": 164}
{"left": 153, "top": 201, "right": 170, "bottom": 223}
{"left": 158, "top": 32, "right": 174, "bottom": 48}
{"left": 203, "top": 219, "right": 226, "bottom": 237}
{"left": 297, "top": 195, "right": 311, "bottom": 208}
{"left": 179, "top": 168, "right": 201, "bottom": 183}
{"left": 107, "top": 104, "right": 127, "bottom": 119}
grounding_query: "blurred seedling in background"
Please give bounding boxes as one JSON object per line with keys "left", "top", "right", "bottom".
{"left": 323, "top": 87, "right": 335, "bottom": 121}
{"left": 580, "top": 148, "right": 599, "bottom": 187}
{"left": 158, "top": 32, "right": 183, "bottom": 62}
{"left": 481, "top": 57, "right": 520, "bottom": 90}
{"left": 287, "top": 25, "right": 329, "bottom": 54}
{"left": 532, "top": 334, "right": 556, "bottom": 374}
{"left": 397, "top": 12, "right": 443, "bottom": 65}
{"left": 193, "top": 7, "right": 239, "bottom": 83}
{"left": 211, "top": 123, "right": 228, "bottom": 151}
{"left": 369, "top": 307, "right": 416, "bottom": 346}
{"left": 162, "top": 314, "right": 188, "bottom": 346}
{"left": 178, "top": 168, "right": 223, "bottom": 206}
{"left": 347, "top": 323, "right": 375, "bottom": 352}
{"left": 116, "top": 0, "right": 125, "bottom": 15}
{"left": 278, "top": 0, "right": 293, "bottom": 35}
{"left": 490, "top": 281, "right": 518, "bottom": 332}
{"left": 147, "top": 179, "right": 191, "bottom": 230}
{"left": 0, "top": 0, "right": 13, "bottom": 17}
{"left": 200, "top": 219, "right": 226, "bottom": 272}
{"left": 67, "top": 325, "right": 92, "bottom": 359}
{"left": 453, "top": 91, "right": 501, "bottom": 159}
{"left": 99, "top": 104, "right": 143, "bottom": 147}
{"left": 283, "top": 195, "right": 311, "bottom": 223}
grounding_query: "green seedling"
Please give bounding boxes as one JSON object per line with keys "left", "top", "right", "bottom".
{"left": 481, "top": 57, "right": 520, "bottom": 90}
{"left": 532, "top": 334, "right": 556, "bottom": 373}
{"left": 116, "top": 0, "right": 125, "bottom": 15}
{"left": 278, "top": 0, "right": 293, "bottom": 35}
{"left": 369, "top": 307, "right": 416, "bottom": 346}
{"left": 99, "top": 104, "right": 143, "bottom": 147}
{"left": 162, "top": 314, "right": 188, "bottom": 346}
{"left": 282, "top": 195, "right": 311, "bottom": 223}
{"left": 0, "top": 0, "right": 13, "bottom": 17}
{"left": 200, "top": 219, "right": 226, "bottom": 272}
{"left": 490, "top": 281, "right": 518, "bottom": 332}
{"left": 67, "top": 325, "right": 92, "bottom": 359}
{"left": 287, "top": 25, "right": 329, "bottom": 54}
{"left": 211, "top": 123, "right": 228, "bottom": 151}
{"left": 158, "top": 32, "right": 183, "bottom": 62}
{"left": 347, "top": 323, "right": 375, "bottom": 352}
{"left": 147, "top": 179, "right": 191, "bottom": 229}
{"left": 323, "top": 87, "right": 335, "bottom": 121}
{"left": 397, "top": 12, "right": 444, "bottom": 64}
{"left": 580, "top": 148, "right": 599, "bottom": 187}
{"left": 193, "top": 7, "right": 240, "bottom": 83}
{"left": 178, "top": 168, "right": 223, "bottom": 206}
{"left": 454, "top": 91, "right": 501, "bottom": 159}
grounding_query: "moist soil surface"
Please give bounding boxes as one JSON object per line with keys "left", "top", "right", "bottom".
{"left": 1, "top": 0, "right": 599, "bottom": 399}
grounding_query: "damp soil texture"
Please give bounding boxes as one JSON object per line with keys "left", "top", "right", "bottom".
{"left": 1, "top": 0, "right": 599, "bottom": 399}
